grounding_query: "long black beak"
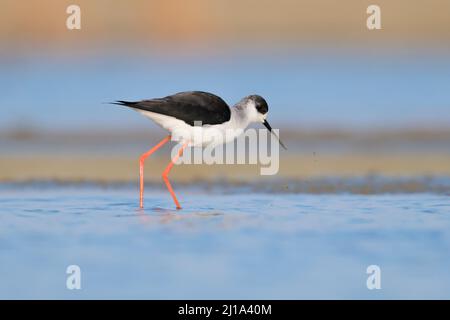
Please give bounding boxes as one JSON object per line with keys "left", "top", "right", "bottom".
{"left": 263, "top": 120, "right": 287, "bottom": 150}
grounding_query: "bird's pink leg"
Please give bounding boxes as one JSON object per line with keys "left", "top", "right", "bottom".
{"left": 162, "top": 141, "right": 189, "bottom": 210}
{"left": 139, "top": 135, "right": 171, "bottom": 208}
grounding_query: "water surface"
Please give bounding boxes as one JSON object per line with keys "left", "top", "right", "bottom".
{"left": 1, "top": 51, "right": 450, "bottom": 130}
{"left": 1, "top": 184, "right": 449, "bottom": 299}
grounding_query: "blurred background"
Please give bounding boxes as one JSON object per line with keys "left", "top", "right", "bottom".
{"left": 1, "top": 0, "right": 449, "bottom": 184}
{"left": 2, "top": 0, "right": 450, "bottom": 300}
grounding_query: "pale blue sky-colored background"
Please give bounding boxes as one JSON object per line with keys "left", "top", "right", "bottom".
{"left": 1, "top": 49, "right": 449, "bottom": 131}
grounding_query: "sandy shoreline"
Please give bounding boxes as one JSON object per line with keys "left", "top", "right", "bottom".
{"left": 2, "top": 153, "right": 450, "bottom": 183}
{"left": 2, "top": 128, "right": 449, "bottom": 183}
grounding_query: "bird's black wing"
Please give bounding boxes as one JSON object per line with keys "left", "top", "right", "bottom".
{"left": 114, "top": 91, "right": 231, "bottom": 126}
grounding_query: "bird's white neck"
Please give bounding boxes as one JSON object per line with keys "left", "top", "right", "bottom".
{"left": 198, "top": 106, "right": 253, "bottom": 146}
{"left": 229, "top": 105, "right": 252, "bottom": 130}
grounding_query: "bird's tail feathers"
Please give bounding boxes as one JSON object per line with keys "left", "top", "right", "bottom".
{"left": 110, "top": 100, "right": 139, "bottom": 107}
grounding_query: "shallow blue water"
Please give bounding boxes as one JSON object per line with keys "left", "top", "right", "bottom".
{"left": 1, "top": 51, "right": 450, "bottom": 130}
{"left": 0, "top": 185, "right": 449, "bottom": 299}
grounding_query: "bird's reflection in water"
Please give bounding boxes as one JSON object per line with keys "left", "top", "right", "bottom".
{"left": 136, "top": 207, "right": 224, "bottom": 225}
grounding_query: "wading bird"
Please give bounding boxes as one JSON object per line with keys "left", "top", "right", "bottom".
{"left": 113, "top": 91, "right": 286, "bottom": 209}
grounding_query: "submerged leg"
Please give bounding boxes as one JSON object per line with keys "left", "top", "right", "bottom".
{"left": 162, "top": 141, "right": 189, "bottom": 209}
{"left": 139, "top": 135, "right": 171, "bottom": 208}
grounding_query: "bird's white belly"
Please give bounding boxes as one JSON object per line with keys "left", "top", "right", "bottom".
{"left": 138, "top": 110, "right": 244, "bottom": 147}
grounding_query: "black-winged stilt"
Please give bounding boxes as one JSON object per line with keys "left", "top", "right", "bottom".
{"left": 113, "top": 91, "right": 286, "bottom": 209}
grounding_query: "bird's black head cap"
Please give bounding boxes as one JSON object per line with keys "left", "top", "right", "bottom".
{"left": 249, "top": 95, "right": 269, "bottom": 115}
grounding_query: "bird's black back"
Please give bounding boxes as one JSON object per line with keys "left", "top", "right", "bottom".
{"left": 115, "top": 91, "right": 231, "bottom": 126}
